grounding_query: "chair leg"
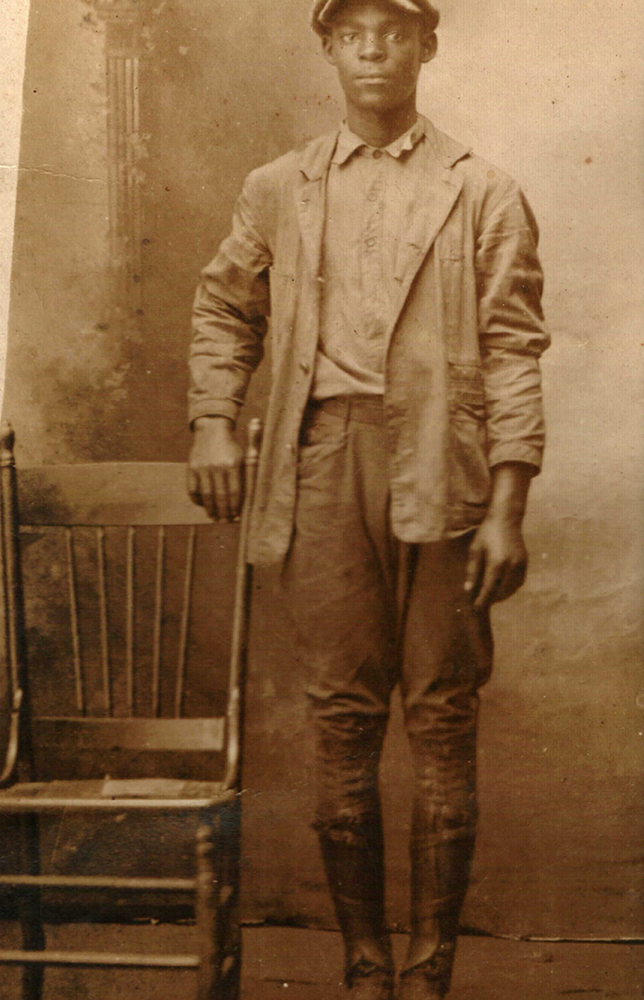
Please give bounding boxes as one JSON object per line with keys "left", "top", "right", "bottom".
{"left": 196, "top": 814, "right": 221, "bottom": 1000}
{"left": 220, "top": 799, "right": 242, "bottom": 1000}
{"left": 18, "top": 813, "right": 45, "bottom": 1000}
{"left": 195, "top": 803, "right": 243, "bottom": 1000}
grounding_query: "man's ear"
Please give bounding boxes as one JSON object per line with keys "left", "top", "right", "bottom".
{"left": 420, "top": 31, "right": 437, "bottom": 64}
{"left": 321, "top": 33, "right": 337, "bottom": 66}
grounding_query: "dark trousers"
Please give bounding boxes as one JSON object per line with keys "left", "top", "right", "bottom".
{"left": 281, "top": 396, "right": 493, "bottom": 984}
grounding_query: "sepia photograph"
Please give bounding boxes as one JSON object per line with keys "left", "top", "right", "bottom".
{"left": 0, "top": 0, "right": 642, "bottom": 997}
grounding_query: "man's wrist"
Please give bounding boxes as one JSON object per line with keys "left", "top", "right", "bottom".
{"left": 484, "top": 503, "right": 526, "bottom": 528}
{"left": 485, "top": 461, "right": 533, "bottom": 526}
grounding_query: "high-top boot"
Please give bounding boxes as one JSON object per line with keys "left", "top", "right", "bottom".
{"left": 318, "top": 815, "right": 394, "bottom": 996}
{"left": 397, "top": 803, "right": 476, "bottom": 999}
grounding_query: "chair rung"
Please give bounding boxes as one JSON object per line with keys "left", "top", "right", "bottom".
{"left": 0, "top": 794, "right": 235, "bottom": 812}
{"left": 0, "top": 875, "right": 196, "bottom": 891}
{"left": 0, "top": 949, "right": 200, "bottom": 968}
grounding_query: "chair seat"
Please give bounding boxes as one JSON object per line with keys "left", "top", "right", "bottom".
{"left": 0, "top": 777, "right": 234, "bottom": 812}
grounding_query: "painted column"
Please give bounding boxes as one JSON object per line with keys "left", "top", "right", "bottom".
{"left": 94, "top": 0, "right": 145, "bottom": 314}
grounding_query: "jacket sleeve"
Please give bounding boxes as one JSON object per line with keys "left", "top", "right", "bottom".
{"left": 476, "top": 178, "right": 550, "bottom": 471}
{"left": 189, "top": 169, "right": 273, "bottom": 425}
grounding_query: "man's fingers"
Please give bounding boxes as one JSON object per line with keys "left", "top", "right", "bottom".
{"left": 494, "top": 560, "right": 527, "bottom": 604}
{"left": 200, "top": 468, "right": 218, "bottom": 520}
{"left": 187, "top": 468, "right": 204, "bottom": 507}
{"left": 213, "top": 468, "right": 232, "bottom": 522}
{"left": 474, "top": 559, "right": 526, "bottom": 610}
{"left": 227, "top": 462, "right": 244, "bottom": 521}
{"left": 464, "top": 543, "right": 484, "bottom": 598}
{"left": 188, "top": 466, "right": 217, "bottom": 518}
{"left": 473, "top": 562, "right": 501, "bottom": 611}
{"left": 188, "top": 465, "right": 245, "bottom": 521}
{"left": 214, "top": 461, "right": 245, "bottom": 521}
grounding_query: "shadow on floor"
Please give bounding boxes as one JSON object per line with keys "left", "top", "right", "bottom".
{"left": 0, "top": 924, "right": 641, "bottom": 998}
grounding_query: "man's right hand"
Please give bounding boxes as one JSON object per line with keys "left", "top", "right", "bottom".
{"left": 188, "top": 416, "right": 244, "bottom": 521}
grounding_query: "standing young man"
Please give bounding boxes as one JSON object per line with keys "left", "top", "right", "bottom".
{"left": 188, "top": 1, "right": 549, "bottom": 996}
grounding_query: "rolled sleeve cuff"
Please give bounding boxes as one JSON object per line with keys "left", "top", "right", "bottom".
{"left": 189, "top": 398, "right": 241, "bottom": 427}
{"left": 488, "top": 442, "right": 543, "bottom": 474}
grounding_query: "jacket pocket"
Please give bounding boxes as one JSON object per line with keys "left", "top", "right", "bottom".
{"left": 448, "top": 363, "right": 485, "bottom": 420}
{"left": 439, "top": 253, "right": 479, "bottom": 363}
{"left": 447, "top": 363, "right": 490, "bottom": 512}
{"left": 298, "top": 409, "right": 347, "bottom": 452}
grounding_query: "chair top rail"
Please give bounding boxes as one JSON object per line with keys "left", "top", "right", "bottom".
{"left": 17, "top": 463, "right": 216, "bottom": 526}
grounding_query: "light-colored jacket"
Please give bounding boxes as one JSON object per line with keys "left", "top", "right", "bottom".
{"left": 189, "top": 116, "right": 549, "bottom": 565}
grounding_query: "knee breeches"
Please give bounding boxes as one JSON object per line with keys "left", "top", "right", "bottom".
{"left": 281, "top": 397, "right": 493, "bottom": 841}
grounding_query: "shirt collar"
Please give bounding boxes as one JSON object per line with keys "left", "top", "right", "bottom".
{"left": 331, "top": 116, "right": 426, "bottom": 166}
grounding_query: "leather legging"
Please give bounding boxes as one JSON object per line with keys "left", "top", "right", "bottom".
{"left": 282, "top": 398, "right": 493, "bottom": 986}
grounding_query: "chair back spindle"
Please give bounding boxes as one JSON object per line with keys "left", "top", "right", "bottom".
{"left": 65, "top": 528, "right": 84, "bottom": 715}
{"left": 125, "top": 525, "right": 135, "bottom": 718}
{"left": 151, "top": 525, "right": 165, "bottom": 718}
{"left": 175, "top": 525, "right": 196, "bottom": 720}
{"left": 96, "top": 526, "right": 112, "bottom": 716}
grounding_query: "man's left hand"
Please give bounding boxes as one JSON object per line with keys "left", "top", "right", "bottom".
{"left": 463, "top": 461, "right": 534, "bottom": 611}
{"left": 464, "top": 516, "right": 528, "bottom": 611}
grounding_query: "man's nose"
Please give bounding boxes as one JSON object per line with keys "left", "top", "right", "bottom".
{"left": 359, "top": 33, "right": 386, "bottom": 59}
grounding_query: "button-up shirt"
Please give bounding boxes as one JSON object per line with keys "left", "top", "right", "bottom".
{"left": 312, "top": 117, "right": 427, "bottom": 400}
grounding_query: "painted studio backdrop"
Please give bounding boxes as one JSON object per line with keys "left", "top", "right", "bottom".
{"left": 2, "top": 0, "right": 643, "bottom": 940}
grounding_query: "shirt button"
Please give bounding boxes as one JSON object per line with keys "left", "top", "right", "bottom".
{"left": 372, "top": 149, "right": 382, "bottom": 159}
{"left": 299, "top": 361, "right": 310, "bottom": 374}
{"left": 367, "top": 191, "right": 378, "bottom": 201}
{"left": 366, "top": 237, "right": 376, "bottom": 248}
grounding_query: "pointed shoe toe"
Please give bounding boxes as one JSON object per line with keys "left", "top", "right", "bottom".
{"left": 396, "top": 964, "right": 449, "bottom": 1000}
{"left": 348, "top": 964, "right": 395, "bottom": 999}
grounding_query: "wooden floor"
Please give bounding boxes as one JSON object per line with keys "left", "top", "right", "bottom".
{"left": 0, "top": 924, "right": 640, "bottom": 998}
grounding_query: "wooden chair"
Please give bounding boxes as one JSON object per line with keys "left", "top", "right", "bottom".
{"left": 0, "top": 419, "right": 262, "bottom": 999}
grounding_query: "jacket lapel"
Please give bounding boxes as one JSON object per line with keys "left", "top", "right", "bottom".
{"left": 293, "top": 120, "right": 470, "bottom": 336}
{"left": 389, "top": 120, "right": 468, "bottom": 334}
{"left": 295, "top": 130, "right": 337, "bottom": 277}
{"left": 296, "top": 176, "right": 326, "bottom": 277}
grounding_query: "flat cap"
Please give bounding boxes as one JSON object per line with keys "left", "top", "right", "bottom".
{"left": 311, "top": 0, "right": 440, "bottom": 35}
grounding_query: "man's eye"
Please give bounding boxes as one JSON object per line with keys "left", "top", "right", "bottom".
{"left": 386, "top": 31, "right": 403, "bottom": 41}
{"left": 341, "top": 32, "right": 357, "bottom": 42}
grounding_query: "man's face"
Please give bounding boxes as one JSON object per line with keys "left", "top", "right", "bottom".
{"left": 322, "top": 0, "right": 436, "bottom": 116}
